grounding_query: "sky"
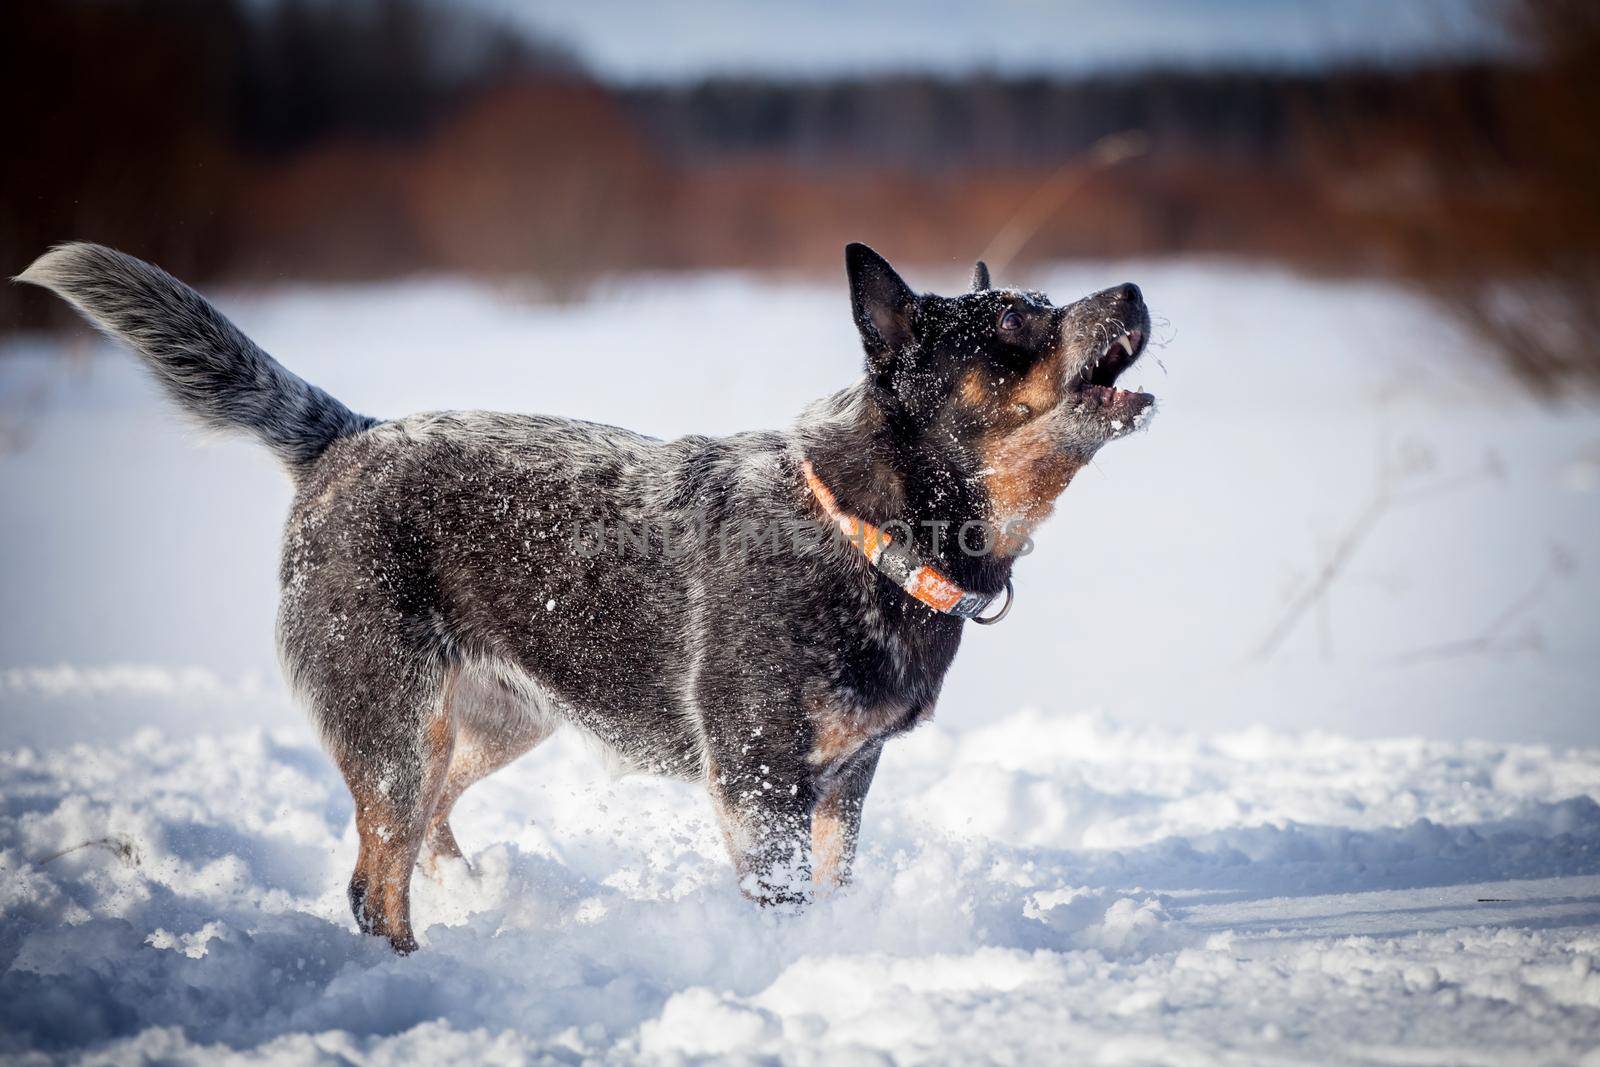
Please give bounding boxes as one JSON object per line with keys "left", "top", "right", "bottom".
{"left": 473, "top": 0, "right": 1510, "bottom": 82}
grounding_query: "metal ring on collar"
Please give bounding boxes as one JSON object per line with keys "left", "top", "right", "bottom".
{"left": 971, "top": 577, "right": 1014, "bottom": 626}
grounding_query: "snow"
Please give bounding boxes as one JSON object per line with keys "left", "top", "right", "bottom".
{"left": 5, "top": 712, "right": 1600, "bottom": 1062}
{"left": 3, "top": 261, "right": 1600, "bottom": 1061}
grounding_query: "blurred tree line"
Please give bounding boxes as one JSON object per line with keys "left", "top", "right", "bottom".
{"left": 4, "top": 0, "right": 1595, "bottom": 393}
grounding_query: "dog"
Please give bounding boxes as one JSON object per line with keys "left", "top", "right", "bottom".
{"left": 17, "top": 242, "right": 1155, "bottom": 953}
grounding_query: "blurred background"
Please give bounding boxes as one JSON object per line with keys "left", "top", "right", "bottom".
{"left": 4, "top": 0, "right": 1598, "bottom": 393}
{"left": 2, "top": 0, "right": 1598, "bottom": 746}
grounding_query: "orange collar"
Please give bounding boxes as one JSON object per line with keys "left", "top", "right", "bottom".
{"left": 801, "top": 459, "right": 1012, "bottom": 624}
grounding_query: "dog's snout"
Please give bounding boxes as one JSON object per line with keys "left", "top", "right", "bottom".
{"left": 1086, "top": 282, "right": 1144, "bottom": 317}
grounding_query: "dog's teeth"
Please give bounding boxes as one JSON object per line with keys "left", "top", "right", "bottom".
{"left": 1117, "top": 335, "right": 1135, "bottom": 358}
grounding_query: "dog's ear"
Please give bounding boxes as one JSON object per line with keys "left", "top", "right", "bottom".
{"left": 846, "top": 243, "right": 916, "bottom": 372}
{"left": 971, "top": 260, "right": 991, "bottom": 292}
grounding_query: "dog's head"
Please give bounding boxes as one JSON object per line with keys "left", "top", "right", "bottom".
{"left": 846, "top": 243, "right": 1154, "bottom": 545}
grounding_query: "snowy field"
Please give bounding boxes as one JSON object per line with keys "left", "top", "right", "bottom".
{"left": 3, "top": 261, "right": 1600, "bottom": 1062}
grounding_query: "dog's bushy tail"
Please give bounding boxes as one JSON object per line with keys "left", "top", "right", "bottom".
{"left": 16, "top": 242, "right": 374, "bottom": 473}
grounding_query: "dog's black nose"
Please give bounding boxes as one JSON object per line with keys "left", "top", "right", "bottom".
{"left": 1114, "top": 283, "right": 1142, "bottom": 306}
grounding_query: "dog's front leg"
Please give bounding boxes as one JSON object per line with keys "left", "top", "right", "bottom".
{"left": 811, "top": 741, "right": 881, "bottom": 891}
{"left": 705, "top": 742, "right": 817, "bottom": 906}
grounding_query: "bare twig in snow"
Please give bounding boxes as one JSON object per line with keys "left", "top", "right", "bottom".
{"left": 1386, "top": 544, "right": 1575, "bottom": 667}
{"left": 1252, "top": 444, "right": 1502, "bottom": 661}
{"left": 33, "top": 835, "right": 141, "bottom": 869}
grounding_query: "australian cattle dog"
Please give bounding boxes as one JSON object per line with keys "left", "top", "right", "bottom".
{"left": 18, "top": 242, "right": 1156, "bottom": 952}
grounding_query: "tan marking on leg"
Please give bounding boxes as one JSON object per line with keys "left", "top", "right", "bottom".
{"left": 347, "top": 779, "right": 422, "bottom": 953}
{"left": 804, "top": 693, "right": 907, "bottom": 770}
{"left": 808, "top": 718, "right": 868, "bottom": 767}
{"left": 419, "top": 742, "right": 521, "bottom": 879}
{"left": 342, "top": 708, "right": 454, "bottom": 954}
{"left": 419, "top": 665, "right": 556, "bottom": 880}
{"left": 811, "top": 760, "right": 875, "bottom": 893}
{"left": 705, "top": 756, "right": 749, "bottom": 876}
{"left": 810, "top": 799, "right": 848, "bottom": 890}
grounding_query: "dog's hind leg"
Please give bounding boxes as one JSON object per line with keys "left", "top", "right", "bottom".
{"left": 419, "top": 667, "right": 557, "bottom": 880}
{"left": 330, "top": 670, "right": 455, "bottom": 955}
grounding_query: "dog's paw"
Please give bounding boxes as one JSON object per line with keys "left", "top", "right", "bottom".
{"left": 419, "top": 848, "right": 476, "bottom": 886}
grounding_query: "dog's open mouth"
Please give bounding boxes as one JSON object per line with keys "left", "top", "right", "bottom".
{"left": 1072, "top": 328, "right": 1153, "bottom": 430}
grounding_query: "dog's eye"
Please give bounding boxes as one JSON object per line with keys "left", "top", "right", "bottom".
{"left": 999, "top": 310, "right": 1023, "bottom": 333}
